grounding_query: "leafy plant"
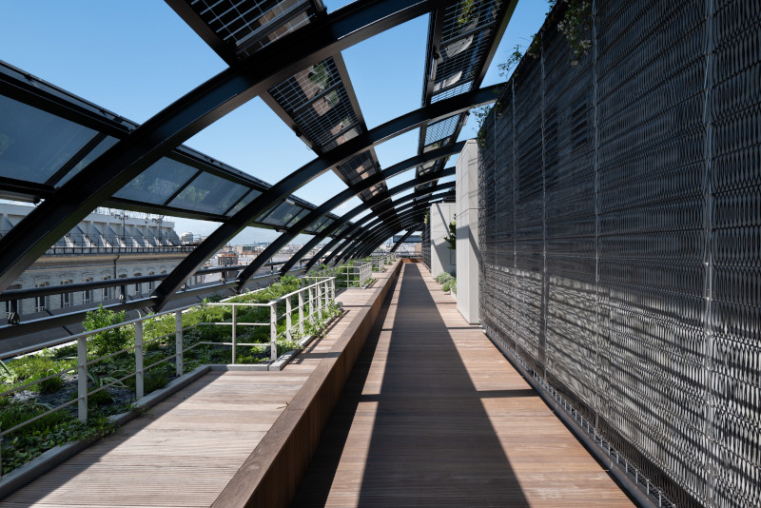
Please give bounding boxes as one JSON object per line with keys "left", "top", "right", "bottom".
{"left": 35, "top": 370, "right": 65, "bottom": 394}
{"left": 444, "top": 217, "right": 457, "bottom": 250}
{"left": 83, "top": 306, "right": 131, "bottom": 358}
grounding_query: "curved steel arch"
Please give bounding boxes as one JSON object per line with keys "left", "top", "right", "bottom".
{"left": 230, "top": 146, "right": 462, "bottom": 293}
{"left": 298, "top": 184, "right": 454, "bottom": 272}
{"left": 153, "top": 84, "right": 501, "bottom": 308}
{"left": 346, "top": 202, "right": 437, "bottom": 260}
{"left": 331, "top": 198, "right": 439, "bottom": 262}
{"left": 324, "top": 202, "right": 435, "bottom": 266}
{"left": 0, "top": 0, "right": 446, "bottom": 295}
{"left": 312, "top": 188, "right": 454, "bottom": 269}
{"left": 391, "top": 231, "right": 415, "bottom": 253}
{"left": 353, "top": 213, "right": 430, "bottom": 260}
{"left": 357, "top": 214, "right": 430, "bottom": 258}
{"left": 337, "top": 210, "right": 431, "bottom": 263}
{"left": 330, "top": 203, "right": 438, "bottom": 264}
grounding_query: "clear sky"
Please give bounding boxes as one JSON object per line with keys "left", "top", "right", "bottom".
{"left": 0, "top": 0, "right": 549, "bottom": 246}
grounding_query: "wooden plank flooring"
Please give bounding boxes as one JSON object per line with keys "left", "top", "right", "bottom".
{"left": 293, "top": 263, "right": 633, "bottom": 508}
{"left": 0, "top": 268, "right": 398, "bottom": 508}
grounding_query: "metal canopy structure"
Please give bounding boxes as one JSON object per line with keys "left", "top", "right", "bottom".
{"left": 0, "top": 0, "right": 516, "bottom": 335}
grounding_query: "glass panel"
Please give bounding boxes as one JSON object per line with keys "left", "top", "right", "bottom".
{"left": 317, "top": 217, "right": 334, "bottom": 233}
{"left": 227, "top": 188, "right": 262, "bottom": 215}
{"left": 284, "top": 207, "right": 310, "bottom": 227}
{"left": 260, "top": 202, "right": 303, "bottom": 227}
{"left": 0, "top": 95, "right": 99, "bottom": 183}
{"left": 114, "top": 158, "right": 198, "bottom": 205}
{"left": 168, "top": 172, "right": 249, "bottom": 215}
{"left": 56, "top": 136, "right": 119, "bottom": 186}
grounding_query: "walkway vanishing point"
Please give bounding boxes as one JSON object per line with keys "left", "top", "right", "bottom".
{"left": 1, "top": 262, "right": 633, "bottom": 507}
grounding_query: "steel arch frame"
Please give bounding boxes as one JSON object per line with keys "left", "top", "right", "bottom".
{"left": 299, "top": 185, "right": 453, "bottom": 272}
{"left": 357, "top": 215, "right": 429, "bottom": 258}
{"left": 153, "top": 84, "right": 499, "bottom": 307}
{"left": 329, "top": 204, "right": 436, "bottom": 264}
{"left": 229, "top": 147, "right": 462, "bottom": 293}
{"left": 0, "top": 0, "right": 448, "bottom": 296}
{"left": 352, "top": 213, "right": 429, "bottom": 260}
{"left": 307, "top": 187, "right": 455, "bottom": 270}
{"left": 391, "top": 231, "right": 415, "bottom": 253}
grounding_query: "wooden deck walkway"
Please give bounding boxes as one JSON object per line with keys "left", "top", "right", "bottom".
{"left": 0, "top": 268, "right": 398, "bottom": 508}
{"left": 293, "top": 263, "right": 633, "bottom": 507}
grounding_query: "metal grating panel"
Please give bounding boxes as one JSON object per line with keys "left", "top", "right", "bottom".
{"left": 477, "top": 1, "right": 761, "bottom": 506}
{"left": 188, "top": 0, "right": 315, "bottom": 58}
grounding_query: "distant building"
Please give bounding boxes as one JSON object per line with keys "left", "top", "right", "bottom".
{"left": 0, "top": 204, "right": 193, "bottom": 319}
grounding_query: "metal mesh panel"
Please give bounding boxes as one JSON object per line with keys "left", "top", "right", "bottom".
{"left": 478, "top": 1, "right": 761, "bottom": 506}
{"left": 188, "top": 0, "right": 314, "bottom": 57}
{"left": 422, "top": 221, "right": 430, "bottom": 270}
{"left": 269, "top": 57, "right": 362, "bottom": 152}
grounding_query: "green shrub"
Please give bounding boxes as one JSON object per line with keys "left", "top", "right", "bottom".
{"left": 35, "top": 370, "right": 65, "bottom": 394}
{"left": 435, "top": 272, "right": 454, "bottom": 284}
{"left": 0, "top": 401, "right": 72, "bottom": 435}
{"left": 83, "top": 306, "right": 132, "bottom": 358}
{"left": 451, "top": 279, "right": 457, "bottom": 295}
{"left": 442, "top": 281, "right": 451, "bottom": 292}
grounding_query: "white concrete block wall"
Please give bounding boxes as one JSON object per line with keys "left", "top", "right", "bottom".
{"left": 456, "top": 140, "right": 480, "bottom": 324}
{"left": 430, "top": 202, "right": 457, "bottom": 278}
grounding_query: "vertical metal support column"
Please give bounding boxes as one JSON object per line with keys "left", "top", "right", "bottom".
{"left": 298, "top": 291, "right": 305, "bottom": 336}
{"left": 285, "top": 297, "right": 292, "bottom": 340}
{"left": 231, "top": 305, "right": 237, "bottom": 364}
{"left": 270, "top": 302, "right": 277, "bottom": 361}
{"left": 8, "top": 299, "right": 19, "bottom": 325}
{"left": 592, "top": 0, "right": 603, "bottom": 425}
{"left": 77, "top": 336, "right": 88, "bottom": 422}
{"left": 175, "top": 311, "right": 183, "bottom": 377}
{"left": 539, "top": 31, "right": 549, "bottom": 373}
{"left": 135, "top": 320, "right": 144, "bottom": 400}
{"left": 702, "top": 0, "right": 717, "bottom": 504}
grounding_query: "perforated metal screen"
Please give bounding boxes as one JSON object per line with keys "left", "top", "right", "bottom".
{"left": 478, "top": 1, "right": 761, "bottom": 507}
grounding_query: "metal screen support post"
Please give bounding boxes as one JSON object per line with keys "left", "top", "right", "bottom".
{"left": 77, "top": 336, "right": 88, "bottom": 422}
{"left": 231, "top": 305, "right": 237, "bottom": 364}
{"left": 270, "top": 302, "right": 277, "bottom": 361}
{"left": 285, "top": 297, "right": 292, "bottom": 340}
{"left": 135, "top": 320, "right": 144, "bottom": 400}
{"left": 175, "top": 311, "right": 183, "bottom": 376}
{"left": 298, "top": 291, "right": 305, "bottom": 336}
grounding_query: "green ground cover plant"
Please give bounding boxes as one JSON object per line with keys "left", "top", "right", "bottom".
{"left": 0, "top": 273, "right": 344, "bottom": 475}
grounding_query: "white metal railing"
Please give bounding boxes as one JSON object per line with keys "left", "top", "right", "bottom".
{"left": 340, "top": 261, "right": 372, "bottom": 288}
{"left": 0, "top": 275, "right": 337, "bottom": 478}
{"left": 202, "top": 277, "right": 335, "bottom": 362}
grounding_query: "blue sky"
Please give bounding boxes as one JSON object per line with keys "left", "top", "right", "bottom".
{"left": 0, "top": 0, "right": 548, "bottom": 245}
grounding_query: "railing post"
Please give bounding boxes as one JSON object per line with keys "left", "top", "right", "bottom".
{"left": 270, "top": 302, "right": 277, "bottom": 361}
{"left": 331, "top": 277, "right": 336, "bottom": 303}
{"left": 308, "top": 286, "right": 315, "bottom": 325}
{"left": 135, "top": 320, "right": 144, "bottom": 400}
{"left": 77, "top": 336, "right": 88, "bottom": 422}
{"left": 298, "top": 290, "right": 305, "bottom": 336}
{"left": 285, "top": 296, "right": 292, "bottom": 340}
{"left": 175, "top": 311, "right": 183, "bottom": 376}
{"left": 316, "top": 281, "right": 323, "bottom": 321}
{"left": 231, "top": 304, "right": 237, "bottom": 364}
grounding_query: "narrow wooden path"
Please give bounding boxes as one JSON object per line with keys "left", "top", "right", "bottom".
{"left": 293, "top": 263, "right": 633, "bottom": 507}
{"left": 0, "top": 268, "right": 398, "bottom": 508}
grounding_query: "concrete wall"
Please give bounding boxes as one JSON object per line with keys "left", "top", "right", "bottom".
{"left": 429, "top": 202, "right": 456, "bottom": 278}
{"left": 456, "top": 140, "right": 480, "bottom": 324}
